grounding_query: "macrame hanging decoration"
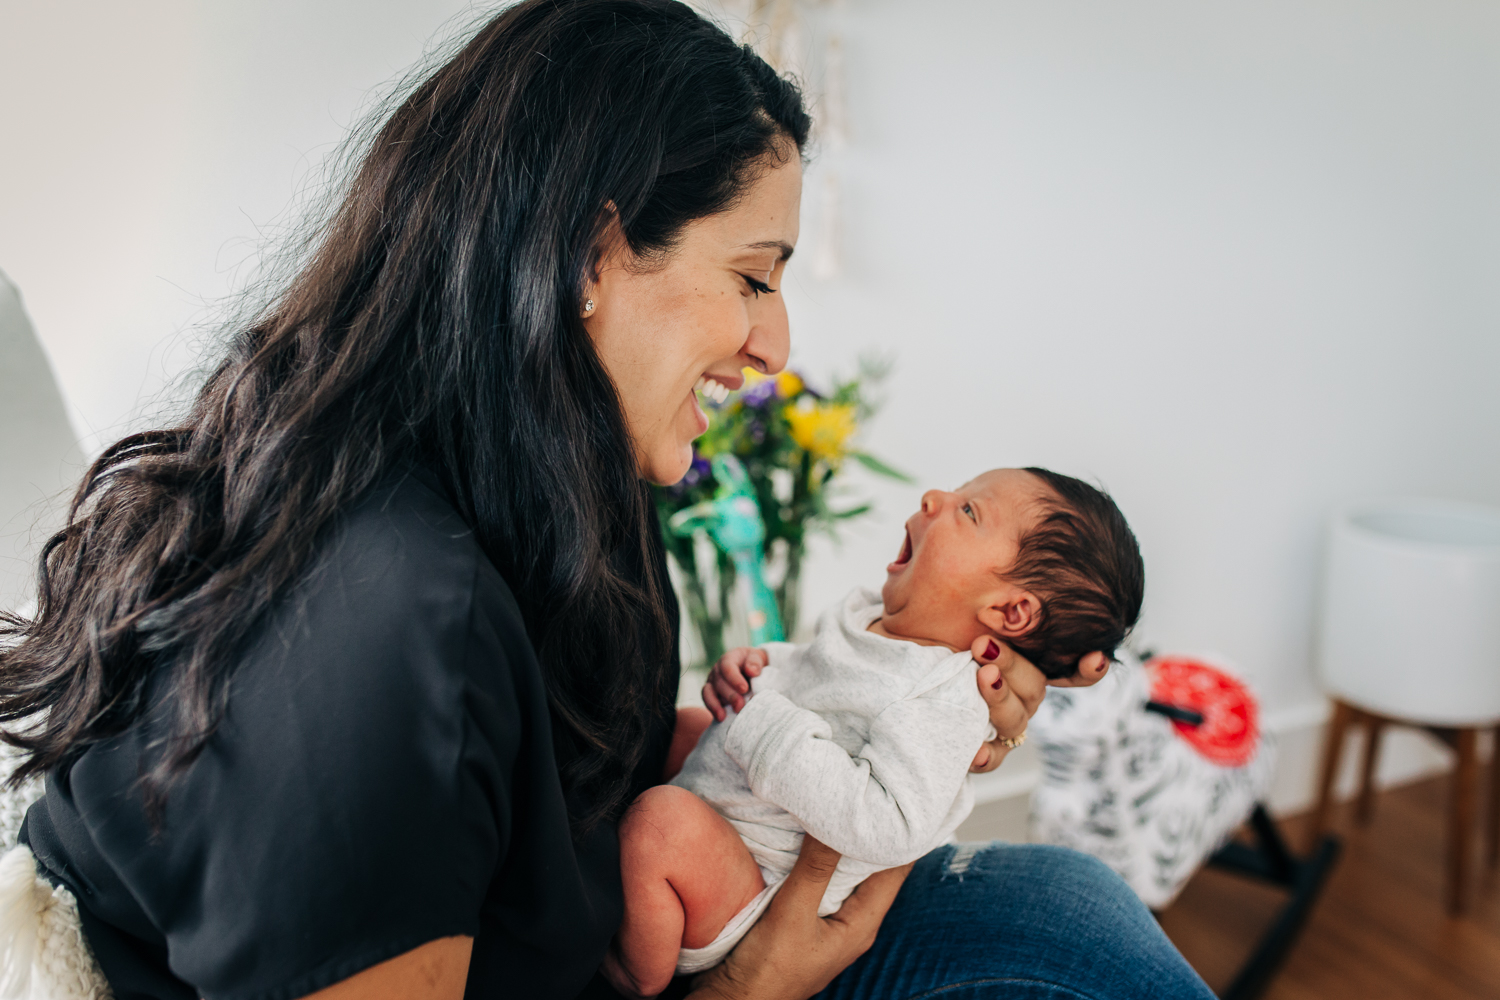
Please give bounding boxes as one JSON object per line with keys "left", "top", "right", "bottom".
{"left": 700, "top": 0, "right": 848, "bottom": 278}
{"left": 751, "top": 0, "right": 801, "bottom": 76}
{"left": 811, "top": 28, "right": 845, "bottom": 280}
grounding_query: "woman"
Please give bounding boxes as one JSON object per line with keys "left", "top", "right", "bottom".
{"left": 0, "top": 2, "right": 1215, "bottom": 998}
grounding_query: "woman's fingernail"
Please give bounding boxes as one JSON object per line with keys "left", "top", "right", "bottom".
{"left": 991, "top": 675, "right": 1005, "bottom": 690}
{"left": 985, "top": 639, "right": 1000, "bottom": 660}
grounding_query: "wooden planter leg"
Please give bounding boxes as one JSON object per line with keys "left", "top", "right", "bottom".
{"left": 1309, "top": 700, "right": 1353, "bottom": 852}
{"left": 1356, "top": 718, "right": 1385, "bottom": 826}
{"left": 1448, "top": 728, "right": 1478, "bottom": 916}
{"left": 1489, "top": 725, "right": 1500, "bottom": 868}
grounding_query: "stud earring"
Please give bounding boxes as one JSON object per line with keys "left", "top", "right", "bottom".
{"left": 584, "top": 298, "right": 595, "bottom": 313}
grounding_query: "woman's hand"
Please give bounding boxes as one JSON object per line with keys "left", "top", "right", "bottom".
{"left": 687, "top": 836, "right": 908, "bottom": 1000}
{"left": 300, "top": 936, "right": 472, "bottom": 999}
{"left": 966, "top": 643, "right": 1113, "bottom": 772}
{"left": 967, "top": 637, "right": 1048, "bottom": 774}
{"left": 702, "top": 647, "right": 768, "bottom": 721}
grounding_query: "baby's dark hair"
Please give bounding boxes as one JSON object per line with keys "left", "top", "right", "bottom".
{"left": 1004, "top": 468, "right": 1144, "bottom": 680}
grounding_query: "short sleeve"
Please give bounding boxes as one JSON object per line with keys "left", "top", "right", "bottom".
{"left": 55, "top": 481, "right": 522, "bottom": 1000}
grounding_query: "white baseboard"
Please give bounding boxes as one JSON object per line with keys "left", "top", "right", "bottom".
{"left": 1259, "top": 697, "right": 1487, "bottom": 817}
{"left": 956, "top": 696, "right": 1485, "bottom": 842}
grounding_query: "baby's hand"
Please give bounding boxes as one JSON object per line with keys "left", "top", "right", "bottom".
{"left": 702, "top": 646, "right": 770, "bottom": 722}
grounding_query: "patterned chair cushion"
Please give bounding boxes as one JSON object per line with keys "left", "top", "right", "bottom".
{"left": 1027, "top": 654, "right": 1275, "bottom": 909}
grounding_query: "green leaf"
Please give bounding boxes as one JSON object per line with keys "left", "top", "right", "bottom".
{"left": 832, "top": 504, "right": 873, "bottom": 520}
{"left": 850, "top": 451, "right": 916, "bottom": 483}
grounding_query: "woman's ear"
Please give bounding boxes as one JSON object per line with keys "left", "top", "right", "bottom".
{"left": 583, "top": 204, "right": 628, "bottom": 317}
{"left": 977, "top": 592, "right": 1040, "bottom": 639}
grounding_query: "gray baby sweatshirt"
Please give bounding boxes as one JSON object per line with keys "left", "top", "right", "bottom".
{"left": 669, "top": 588, "right": 994, "bottom": 968}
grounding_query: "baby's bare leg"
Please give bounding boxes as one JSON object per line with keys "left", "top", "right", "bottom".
{"left": 611, "top": 785, "right": 766, "bottom": 997}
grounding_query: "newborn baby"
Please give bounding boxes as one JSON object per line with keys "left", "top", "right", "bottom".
{"left": 609, "top": 468, "right": 1144, "bottom": 995}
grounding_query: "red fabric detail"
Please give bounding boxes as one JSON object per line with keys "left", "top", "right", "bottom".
{"left": 1147, "top": 656, "right": 1260, "bottom": 767}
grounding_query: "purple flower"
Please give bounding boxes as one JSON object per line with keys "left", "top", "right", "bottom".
{"left": 664, "top": 453, "right": 713, "bottom": 499}
{"left": 739, "top": 414, "right": 767, "bottom": 445}
{"left": 742, "top": 380, "right": 779, "bottom": 408}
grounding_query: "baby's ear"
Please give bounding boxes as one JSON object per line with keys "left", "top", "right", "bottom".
{"left": 1047, "top": 651, "right": 1111, "bottom": 688}
{"left": 978, "top": 592, "right": 1041, "bottom": 639}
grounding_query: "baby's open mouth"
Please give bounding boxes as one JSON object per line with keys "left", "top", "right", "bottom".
{"left": 892, "top": 529, "right": 913, "bottom": 567}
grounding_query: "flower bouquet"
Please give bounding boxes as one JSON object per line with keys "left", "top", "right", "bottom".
{"left": 654, "top": 357, "right": 911, "bottom": 667}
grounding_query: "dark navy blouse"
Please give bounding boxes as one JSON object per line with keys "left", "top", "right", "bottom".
{"left": 21, "top": 470, "right": 673, "bottom": 1000}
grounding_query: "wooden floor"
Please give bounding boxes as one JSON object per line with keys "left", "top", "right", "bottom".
{"left": 1158, "top": 771, "right": 1500, "bottom": 1000}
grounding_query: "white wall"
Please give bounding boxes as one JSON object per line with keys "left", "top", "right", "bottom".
{"left": 783, "top": 0, "right": 1500, "bottom": 727}
{"left": 3, "top": 1, "right": 1497, "bottom": 754}
{"left": 0, "top": 0, "right": 481, "bottom": 454}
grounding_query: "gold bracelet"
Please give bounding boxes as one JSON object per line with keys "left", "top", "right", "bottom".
{"left": 996, "top": 730, "right": 1026, "bottom": 750}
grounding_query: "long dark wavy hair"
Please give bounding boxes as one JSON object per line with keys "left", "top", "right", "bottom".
{"left": 0, "top": 0, "right": 810, "bottom": 832}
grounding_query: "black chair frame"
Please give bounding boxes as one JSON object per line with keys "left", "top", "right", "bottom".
{"left": 1199, "top": 803, "right": 1342, "bottom": 999}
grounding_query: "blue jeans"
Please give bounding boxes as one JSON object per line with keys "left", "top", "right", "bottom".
{"left": 817, "top": 843, "right": 1216, "bottom": 1000}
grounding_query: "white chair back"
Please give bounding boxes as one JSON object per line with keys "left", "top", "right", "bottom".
{"left": 0, "top": 272, "right": 83, "bottom": 616}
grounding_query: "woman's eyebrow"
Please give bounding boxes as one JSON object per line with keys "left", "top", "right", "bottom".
{"left": 736, "top": 239, "right": 795, "bottom": 261}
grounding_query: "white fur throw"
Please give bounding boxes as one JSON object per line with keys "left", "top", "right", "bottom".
{"left": 0, "top": 742, "right": 111, "bottom": 1000}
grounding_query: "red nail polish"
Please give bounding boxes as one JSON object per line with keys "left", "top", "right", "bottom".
{"left": 985, "top": 640, "right": 1000, "bottom": 660}
{"left": 991, "top": 675, "right": 1004, "bottom": 690}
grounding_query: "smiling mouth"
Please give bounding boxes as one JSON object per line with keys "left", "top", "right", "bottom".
{"left": 694, "top": 376, "right": 732, "bottom": 404}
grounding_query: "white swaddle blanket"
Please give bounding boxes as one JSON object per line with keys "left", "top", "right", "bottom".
{"left": 670, "top": 588, "right": 994, "bottom": 973}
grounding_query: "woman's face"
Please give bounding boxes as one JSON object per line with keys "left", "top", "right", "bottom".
{"left": 584, "top": 151, "right": 802, "bottom": 485}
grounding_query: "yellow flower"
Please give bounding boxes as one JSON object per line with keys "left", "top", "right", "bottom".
{"left": 741, "top": 367, "right": 772, "bottom": 388}
{"left": 775, "top": 371, "right": 804, "bottom": 397}
{"left": 787, "top": 402, "right": 858, "bottom": 462}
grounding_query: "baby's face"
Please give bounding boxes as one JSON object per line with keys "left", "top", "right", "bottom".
{"left": 878, "top": 469, "right": 1051, "bottom": 650}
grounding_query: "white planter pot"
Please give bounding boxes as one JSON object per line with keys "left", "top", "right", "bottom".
{"left": 1317, "top": 498, "right": 1500, "bottom": 727}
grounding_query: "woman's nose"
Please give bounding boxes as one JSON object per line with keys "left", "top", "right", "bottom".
{"left": 741, "top": 297, "right": 791, "bottom": 375}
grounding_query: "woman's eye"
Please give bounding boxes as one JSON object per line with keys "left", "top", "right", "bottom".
{"left": 741, "top": 275, "right": 777, "bottom": 297}
{"left": 962, "top": 503, "right": 976, "bottom": 522}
